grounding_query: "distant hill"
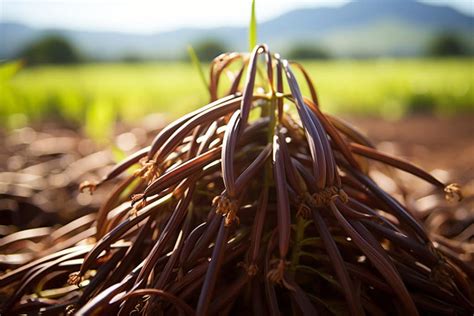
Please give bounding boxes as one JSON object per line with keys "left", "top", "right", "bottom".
{"left": 1, "top": 0, "right": 473, "bottom": 59}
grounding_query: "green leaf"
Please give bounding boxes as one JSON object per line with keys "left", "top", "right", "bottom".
{"left": 187, "top": 45, "right": 208, "bottom": 93}
{"left": 307, "top": 294, "right": 348, "bottom": 315}
{"left": 248, "top": 0, "right": 257, "bottom": 51}
{"left": 85, "top": 98, "right": 115, "bottom": 142}
{"left": 296, "top": 265, "right": 340, "bottom": 288}
{"left": 111, "top": 145, "right": 126, "bottom": 163}
{"left": 0, "top": 60, "right": 23, "bottom": 82}
{"left": 299, "top": 251, "right": 329, "bottom": 262}
{"left": 298, "top": 237, "right": 323, "bottom": 247}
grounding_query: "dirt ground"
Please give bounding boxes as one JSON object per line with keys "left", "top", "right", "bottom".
{"left": 347, "top": 115, "right": 474, "bottom": 184}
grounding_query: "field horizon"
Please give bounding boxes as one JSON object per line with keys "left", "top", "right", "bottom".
{"left": 2, "top": 57, "right": 473, "bottom": 139}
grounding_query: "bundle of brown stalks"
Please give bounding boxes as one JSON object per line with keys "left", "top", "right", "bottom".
{"left": 0, "top": 45, "right": 472, "bottom": 315}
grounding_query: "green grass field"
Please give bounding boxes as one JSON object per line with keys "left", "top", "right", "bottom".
{"left": 1, "top": 58, "right": 473, "bottom": 137}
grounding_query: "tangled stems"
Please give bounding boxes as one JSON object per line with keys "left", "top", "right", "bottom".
{"left": 1, "top": 45, "right": 472, "bottom": 316}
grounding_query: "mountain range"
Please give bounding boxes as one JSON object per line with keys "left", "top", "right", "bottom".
{"left": 1, "top": 0, "right": 473, "bottom": 59}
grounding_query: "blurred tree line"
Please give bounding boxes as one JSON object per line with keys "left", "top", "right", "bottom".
{"left": 16, "top": 32, "right": 472, "bottom": 66}
{"left": 427, "top": 32, "right": 470, "bottom": 57}
{"left": 20, "top": 35, "right": 82, "bottom": 65}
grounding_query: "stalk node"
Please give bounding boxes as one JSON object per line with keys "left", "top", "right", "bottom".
{"left": 131, "top": 194, "right": 147, "bottom": 210}
{"left": 79, "top": 180, "right": 98, "bottom": 194}
{"left": 134, "top": 159, "right": 159, "bottom": 183}
{"left": 67, "top": 272, "right": 81, "bottom": 286}
{"left": 296, "top": 197, "right": 312, "bottom": 219}
{"left": 267, "top": 259, "right": 294, "bottom": 290}
{"left": 310, "top": 186, "right": 348, "bottom": 207}
{"left": 444, "top": 183, "right": 462, "bottom": 202}
{"left": 238, "top": 261, "right": 259, "bottom": 276}
{"left": 213, "top": 194, "right": 239, "bottom": 226}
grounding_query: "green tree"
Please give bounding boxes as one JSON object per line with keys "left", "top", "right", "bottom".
{"left": 20, "top": 35, "right": 81, "bottom": 65}
{"left": 287, "top": 44, "right": 331, "bottom": 60}
{"left": 192, "top": 39, "right": 228, "bottom": 62}
{"left": 427, "top": 32, "right": 469, "bottom": 57}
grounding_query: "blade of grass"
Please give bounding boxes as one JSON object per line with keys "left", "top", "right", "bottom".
{"left": 249, "top": 0, "right": 257, "bottom": 51}
{"left": 187, "top": 45, "right": 209, "bottom": 93}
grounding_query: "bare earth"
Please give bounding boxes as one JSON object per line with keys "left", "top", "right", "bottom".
{"left": 347, "top": 115, "right": 474, "bottom": 184}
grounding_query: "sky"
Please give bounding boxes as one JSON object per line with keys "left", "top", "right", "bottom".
{"left": 1, "top": 0, "right": 473, "bottom": 33}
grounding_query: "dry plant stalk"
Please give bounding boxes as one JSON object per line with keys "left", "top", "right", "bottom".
{"left": 1, "top": 45, "right": 472, "bottom": 316}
